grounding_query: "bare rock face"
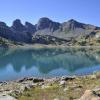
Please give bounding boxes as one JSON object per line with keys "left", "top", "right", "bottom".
{"left": 62, "top": 19, "right": 100, "bottom": 31}
{"left": 62, "top": 19, "right": 84, "bottom": 31}
{"left": 25, "top": 22, "right": 36, "bottom": 33}
{"left": 36, "top": 17, "right": 51, "bottom": 30}
{"left": 0, "top": 22, "right": 15, "bottom": 41}
{"left": 80, "top": 90, "right": 100, "bottom": 100}
{"left": 0, "top": 19, "right": 33, "bottom": 43}
{"left": 36, "top": 17, "right": 60, "bottom": 32}
{"left": 11, "top": 19, "right": 26, "bottom": 32}
{"left": 0, "top": 22, "right": 8, "bottom": 28}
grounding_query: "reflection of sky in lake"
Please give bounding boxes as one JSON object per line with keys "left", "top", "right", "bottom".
{"left": 0, "top": 48, "right": 100, "bottom": 81}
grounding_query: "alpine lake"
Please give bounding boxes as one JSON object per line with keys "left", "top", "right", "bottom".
{"left": 0, "top": 47, "right": 100, "bottom": 81}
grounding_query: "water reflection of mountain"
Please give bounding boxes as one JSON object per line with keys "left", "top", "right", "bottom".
{"left": 0, "top": 48, "right": 100, "bottom": 73}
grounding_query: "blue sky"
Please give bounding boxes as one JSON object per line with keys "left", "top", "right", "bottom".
{"left": 0, "top": 0, "right": 100, "bottom": 26}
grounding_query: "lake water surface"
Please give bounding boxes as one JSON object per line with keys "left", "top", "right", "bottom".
{"left": 0, "top": 47, "right": 100, "bottom": 81}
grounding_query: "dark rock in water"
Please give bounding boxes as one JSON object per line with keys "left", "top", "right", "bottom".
{"left": 18, "top": 78, "right": 29, "bottom": 83}
{"left": 18, "top": 77, "right": 34, "bottom": 83}
{"left": 33, "top": 78, "right": 44, "bottom": 83}
{"left": 61, "top": 76, "right": 75, "bottom": 81}
{"left": 18, "top": 77, "right": 42, "bottom": 83}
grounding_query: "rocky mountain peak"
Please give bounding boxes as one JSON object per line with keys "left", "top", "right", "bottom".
{"left": 0, "top": 22, "right": 8, "bottom": 28}
{"left": 62, "top": 19, "right": 84, "bottom": 31}
{"left": 36, "top": 17, "right": 52, "bottom": 30}
{"left": 25, "top": 22, "right": 36, "bottom": 33}
{"left": 12, "top": 19, "right": 22, "bottom": 27}
{"left": 25, "top": 22, "right": 33, "bottom": 26}
{"left": 38, "top": 17, "right": 52, "bottom": 23}
{"left": 68, "top": 19, "right": 78, "bottom": 23}
{"left": 11, "top": 19, "right": 26, "bottom": 32}
{"left": 36, "top": 17, "right": 61, "bottom": 32}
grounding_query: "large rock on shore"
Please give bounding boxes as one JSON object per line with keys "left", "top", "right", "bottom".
{"left": 80, "top": 90, "right": 100, "bottom": 100}
{"left": 0, "top": 95, "right": 16, "bottom": 100}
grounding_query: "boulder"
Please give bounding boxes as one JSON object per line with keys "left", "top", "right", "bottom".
{"left": 59, "top": 80, "right": 66, "bottom": 86}
{"left": 61, "top": 76, "right": 75, "bottom": 81}
{"left": 80, "top": 90, "right": 100, "bottom": 100}
{"left": 33, "top": 78, "right": 44, "bottom": 83}
{"left": 0, "top": 95, "right": 17, "bottom": 100}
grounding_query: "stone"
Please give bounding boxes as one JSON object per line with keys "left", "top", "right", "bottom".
{"left": 0, "top": 95, "right": 17, "bottom": 100}
{"left": 63, "top": 87, "right": 69, "bottom": 91}
{"left": 54, "top": 98, "right": 59, "bottom": 100}
{"left": 20, "top": 85, "right": 25, "bottom": 92}
{"left": 13, "top": 90, "right": 21, "bottom": 95}
{"left": 80, "top": 90, "right": 100, "bottom": 100}
{"left": 95, "top": 72, "right": 100, "bottom": 79}
{"left": 18, "top": 78, "right": 28, "bottom": 83}
{"left": 61, "top": 76, "right": 75, "bottom": 81}
{"left": 41, "top": 85, "right": 51, "bottom": 89}
{"left": 93, "top": 87, "right": 100, "bottom": 92}
{"left": 33, "top": 78, "right": 44, "bottom": 83}
{"left": 24, "top": 84, "right": 35, "bottom": 91}
{"left": 90, "top": 75, "right": 97, "bottom": 79}
{"left": 59, "top": 81, "right": 66, "bottom": 86}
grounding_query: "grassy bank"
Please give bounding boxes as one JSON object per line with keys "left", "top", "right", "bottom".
{"left": 0, "top": 72, "right": 97, "bottom": 100}
{"left": 18, "top": 75, "right": 100, "bottom": 100}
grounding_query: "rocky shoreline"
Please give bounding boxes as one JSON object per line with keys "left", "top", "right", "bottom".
{"left": 0, "top": 72, "right": 100, "bottom": 100}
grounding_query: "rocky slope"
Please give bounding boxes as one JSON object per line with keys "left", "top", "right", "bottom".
{"left": 0, "top": 17, "right": 100, "bottom": 45}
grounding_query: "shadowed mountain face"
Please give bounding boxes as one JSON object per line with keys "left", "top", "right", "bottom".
{"left": 0, "top": 17, "right": 100, "bottom": 43}
{"left": 36, "top": 17, "right": 60, "bottom": 32}
{"left": 0, "top": 48, "right": 100, "bottom": 81}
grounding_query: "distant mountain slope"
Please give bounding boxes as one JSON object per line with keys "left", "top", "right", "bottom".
{"left": 0, "top": 17, "right": 100, "bottom": 45}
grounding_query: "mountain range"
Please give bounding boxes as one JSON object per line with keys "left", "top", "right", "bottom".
{"left": 0, "top": 17, "right": 100, "bottom": 45}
